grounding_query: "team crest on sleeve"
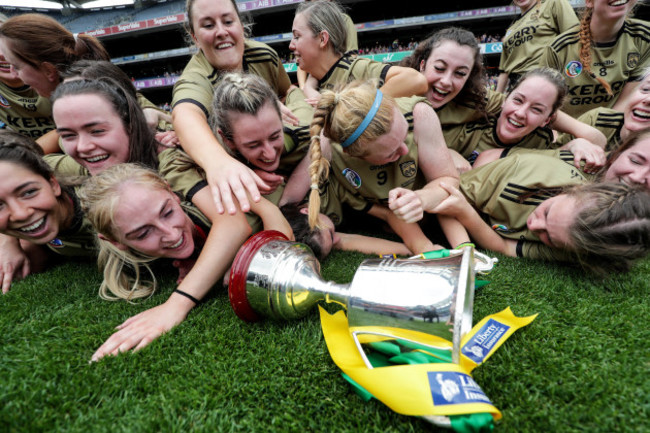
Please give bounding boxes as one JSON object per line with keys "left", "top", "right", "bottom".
{"left": 399, "top": 161, "right": 416, "bottom": 178}
{"left": 565, "top": 61, "right": 582, "bottom": 78}
{"left": 627, "top": 52, "right": 640, "bottom": 69}
{"left": 0, "top": 94, "right": 10, "bottom": 108}
{"left": 492, "top": 224, "right": 515, "bottom": 234}
{"left": 342, "top": 168, "right": 362, "bottom": 189}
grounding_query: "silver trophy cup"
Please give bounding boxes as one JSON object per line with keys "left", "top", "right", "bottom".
{"left": 229, "top": 231, "right": 487, "bottom": 363}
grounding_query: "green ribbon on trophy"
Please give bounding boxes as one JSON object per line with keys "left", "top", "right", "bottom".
{"left": 319, "top": 306, "right": 537, "bottom": 432}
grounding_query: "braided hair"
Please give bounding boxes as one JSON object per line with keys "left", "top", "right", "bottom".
{"left": 306, "top": 80, "right": 394, "bottom": 228}
{"left": 578, "top": 7, "right": 613, "bottom": 96}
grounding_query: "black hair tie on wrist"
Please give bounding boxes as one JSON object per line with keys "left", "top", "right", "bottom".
{"left": 173, "top": 289, "right": 200, "bottom": 305}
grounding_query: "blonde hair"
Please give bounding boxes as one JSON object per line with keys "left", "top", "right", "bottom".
{"left": 578, "top": 7, "right": 613, "bottom": 96}
{"left": 78, "top": 164, "right": 173, "bottom": 302}
{"left": 307, "top": 80, "right": 394, "bottom": 227}
{"left": 209, "top": 72, "right": 281, "bottom": 149}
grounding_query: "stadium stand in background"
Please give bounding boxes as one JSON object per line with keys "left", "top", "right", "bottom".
{"left": 2, "top": 0, "right": 647, "bottom": 106}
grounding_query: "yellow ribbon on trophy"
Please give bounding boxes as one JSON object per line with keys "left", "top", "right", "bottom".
{"left": 319, "top": 306, "right": 537, "bottom": 419}
{"left": 459, "top": 307, "right": 538, "bottom": 373}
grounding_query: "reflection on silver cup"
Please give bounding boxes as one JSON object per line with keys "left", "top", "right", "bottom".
{"left": 228, "top": 231, "right": 486, "bottom": 363}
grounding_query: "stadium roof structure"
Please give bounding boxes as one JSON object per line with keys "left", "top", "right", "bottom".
{"left": 0, "top": 0, "right": 166, "bottom": 11}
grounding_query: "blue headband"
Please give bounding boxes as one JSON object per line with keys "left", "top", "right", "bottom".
{"left": 340, "top": 89, "right": 383, "bottom": 148}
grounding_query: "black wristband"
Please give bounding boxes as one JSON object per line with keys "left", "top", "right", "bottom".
{"left": 173, "top": 289, "right": 200, "bottom": 305}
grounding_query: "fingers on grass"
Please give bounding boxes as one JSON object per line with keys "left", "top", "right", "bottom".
{"left": 2, "top": 271, "right": 11, "bottom": 294}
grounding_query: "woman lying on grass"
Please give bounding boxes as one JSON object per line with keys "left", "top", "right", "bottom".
{"left": 78, "top": 164, "right": 291, "bottom": 361}
{"left": 0, "top": 131, "right": 97, "bottom": 293}
{"left": 209, "top": 73, "right": 411, "bottom": 257}
{"left": 390, "top": 152, "right": 650, "bottom": 272}
{"left": 48, "top": 78, "right": 290, "bottom": 360}
{"left": 305, "top": 80, "right": 458, "bottom": 254}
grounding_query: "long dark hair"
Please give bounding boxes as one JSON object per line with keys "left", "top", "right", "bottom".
{"left": 51, "top": 78, "right": 159, "bottom": 170}
{"left": 401, "top": 27, "right": 486, "bottom": 111}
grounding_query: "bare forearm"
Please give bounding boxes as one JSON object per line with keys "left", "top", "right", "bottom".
{"left": 172, "top": 104, "right": 232, "bottom": 170}
{"left": 551, "top": 111, "right": 607, "bottom": 148}
{"left": 381, "top": 67, "right": 428, "bottom": 97}
{"left": 36, "top": 130, "right": 61, "bottom": 154}
{"left": 336, "top": 233, "right": 412, "bottom": 256}
{"left": 371, "top": 205, "right": 435, "bottom": 254}
{"left": 418, "top": 177, "right": 459, "bottom": 212}
{"left": 456, "top": 210, "right": 514, "bottom": 256}
{"left": 438, "top": 216, "right": 470, "bottom": 249}
{"left": 279, "top": 154, "right": 311, "bottom": 206}
{"left": 496, "top": 72, "right": 509, "bottom": 93}
{"left": 176, "top": 216, "right": 251, "bottom": 301}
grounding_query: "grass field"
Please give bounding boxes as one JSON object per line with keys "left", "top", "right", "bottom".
{"left": 1, "top": 248, "right": 649, "bottom": 433}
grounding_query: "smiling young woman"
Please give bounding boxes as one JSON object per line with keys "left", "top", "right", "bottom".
{"left": 305, "top": 80, "right": 458, "bottom": 254}
{"left": 171, "top": 0, "right": 294, "bottom": 217}
{"left": 209, "top": 73, "right": 312, "bottom": 205}
{"left": 0, "top": 131, "right": 97, "bottom": 293}
{"left": 78, "top": 163, "right": 292, "bottom": 362}
{"left": 289, "top": 0, "right": 427, "bottom": 101}
{"left": 0, "top": 13, "right": 108, "bottom": 98}
{"left": 441, "top": 68, "right": 569, "bottom": 168}
{"left": 390, "top": 151, "right": 650, "bottom": 273}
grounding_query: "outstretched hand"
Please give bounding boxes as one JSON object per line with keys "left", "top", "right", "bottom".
{"left": 0, "top": 242, "right": 30, "bottom": 294}
{"left": 90, "top": 297, "right": 192, "bottom": 362}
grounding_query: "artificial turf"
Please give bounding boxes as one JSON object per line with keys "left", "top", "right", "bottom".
{"left": 1, "top": 249, "right": 649, "bottom": 432}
